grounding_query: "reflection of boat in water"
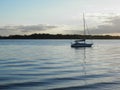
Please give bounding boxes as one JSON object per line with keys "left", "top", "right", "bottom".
{"left": 73, "top": 47, "right": 87, "bottom": 86}
{"left": 71, "top": 13, "right": 93, "bottom": 48}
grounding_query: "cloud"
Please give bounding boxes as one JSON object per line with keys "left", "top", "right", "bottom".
{"left": 0, "top": 24, "right": 58, "bottom": 36}
{"left": 0, "top": 24, "right": 57, "bottom": 31}
{"left": 19, "top": 24, "right": 57, "bottom": 32}
{"left": 61, "top": 15, "right": 120, "bottom": 35}
{"left": 90, "top": 16, "right": 120, "bottom": 35}
{"left": 1, "top": 15, "right": 120, "bottom": 36}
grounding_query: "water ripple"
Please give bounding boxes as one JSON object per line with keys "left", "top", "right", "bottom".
{"left": 0, "top": 40, "right": 120, "bottom": 90}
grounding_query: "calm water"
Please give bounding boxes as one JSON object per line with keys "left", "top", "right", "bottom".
{"left": 0, "top": 39, "right": 120, "bottom": 90}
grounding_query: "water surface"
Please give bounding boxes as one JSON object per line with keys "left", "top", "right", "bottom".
{"left": 0, "top": 40, "right": 120, "bottom": 90}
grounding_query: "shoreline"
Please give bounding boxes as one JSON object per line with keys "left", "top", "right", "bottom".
{"left": 0, "top": 34, "right": 120, "bottom": 39}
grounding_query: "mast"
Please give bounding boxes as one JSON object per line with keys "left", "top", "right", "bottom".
{"left": 83, "top": 13, "right": 86, "bottom": 43}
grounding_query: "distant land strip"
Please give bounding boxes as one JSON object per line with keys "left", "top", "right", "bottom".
{"left": 0, "top": 33, "right": 120, "bottom": 39}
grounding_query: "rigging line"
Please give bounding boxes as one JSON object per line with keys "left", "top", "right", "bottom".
{"left": 85, "top": 21, "right": 93, "bottom": 43}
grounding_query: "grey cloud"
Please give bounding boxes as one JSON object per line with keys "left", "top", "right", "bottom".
{"left": 62, "top": 16, "right": 120, "bottom": 35}
{"left": 0, "top": 26, "right": 15, "bottom": 31}
{"left": 90, "top": 16, "right": 120, "bottom": 35}
{"left": 18, "top": 24, "right": 57, "bottom": 32}
{"left": 1, "top": 16, "right": 120, "bottom": 36}
{"left": 0, "top": 24, "right": 58, "bottom": 36}
{"left": 63, "top": 30, "right": 83, "bottom": 34}
{"left": 0, "top": 24, "right": 57, "bottom": 31}
{"left": 105, "top": 16, "right": 120, "bottom": 25}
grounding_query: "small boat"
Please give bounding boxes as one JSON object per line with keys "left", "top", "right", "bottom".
{"left": 71, "top": 13, "right": 93, "bottom": 48}
{"left": 71, "top": 39, "right": 93, "bottom": 47}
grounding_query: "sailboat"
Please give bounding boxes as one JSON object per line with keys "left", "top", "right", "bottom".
{"left": 71, "top": 13, "right": 93, "bottom": 47}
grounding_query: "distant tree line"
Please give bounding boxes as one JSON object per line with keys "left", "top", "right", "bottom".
{"left": 0, "top": 33, "right": 120, "bottom": 39}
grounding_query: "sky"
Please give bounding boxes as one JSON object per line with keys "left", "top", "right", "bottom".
{"left": 1, "top": 0, "right": 120, "bottom": 36}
